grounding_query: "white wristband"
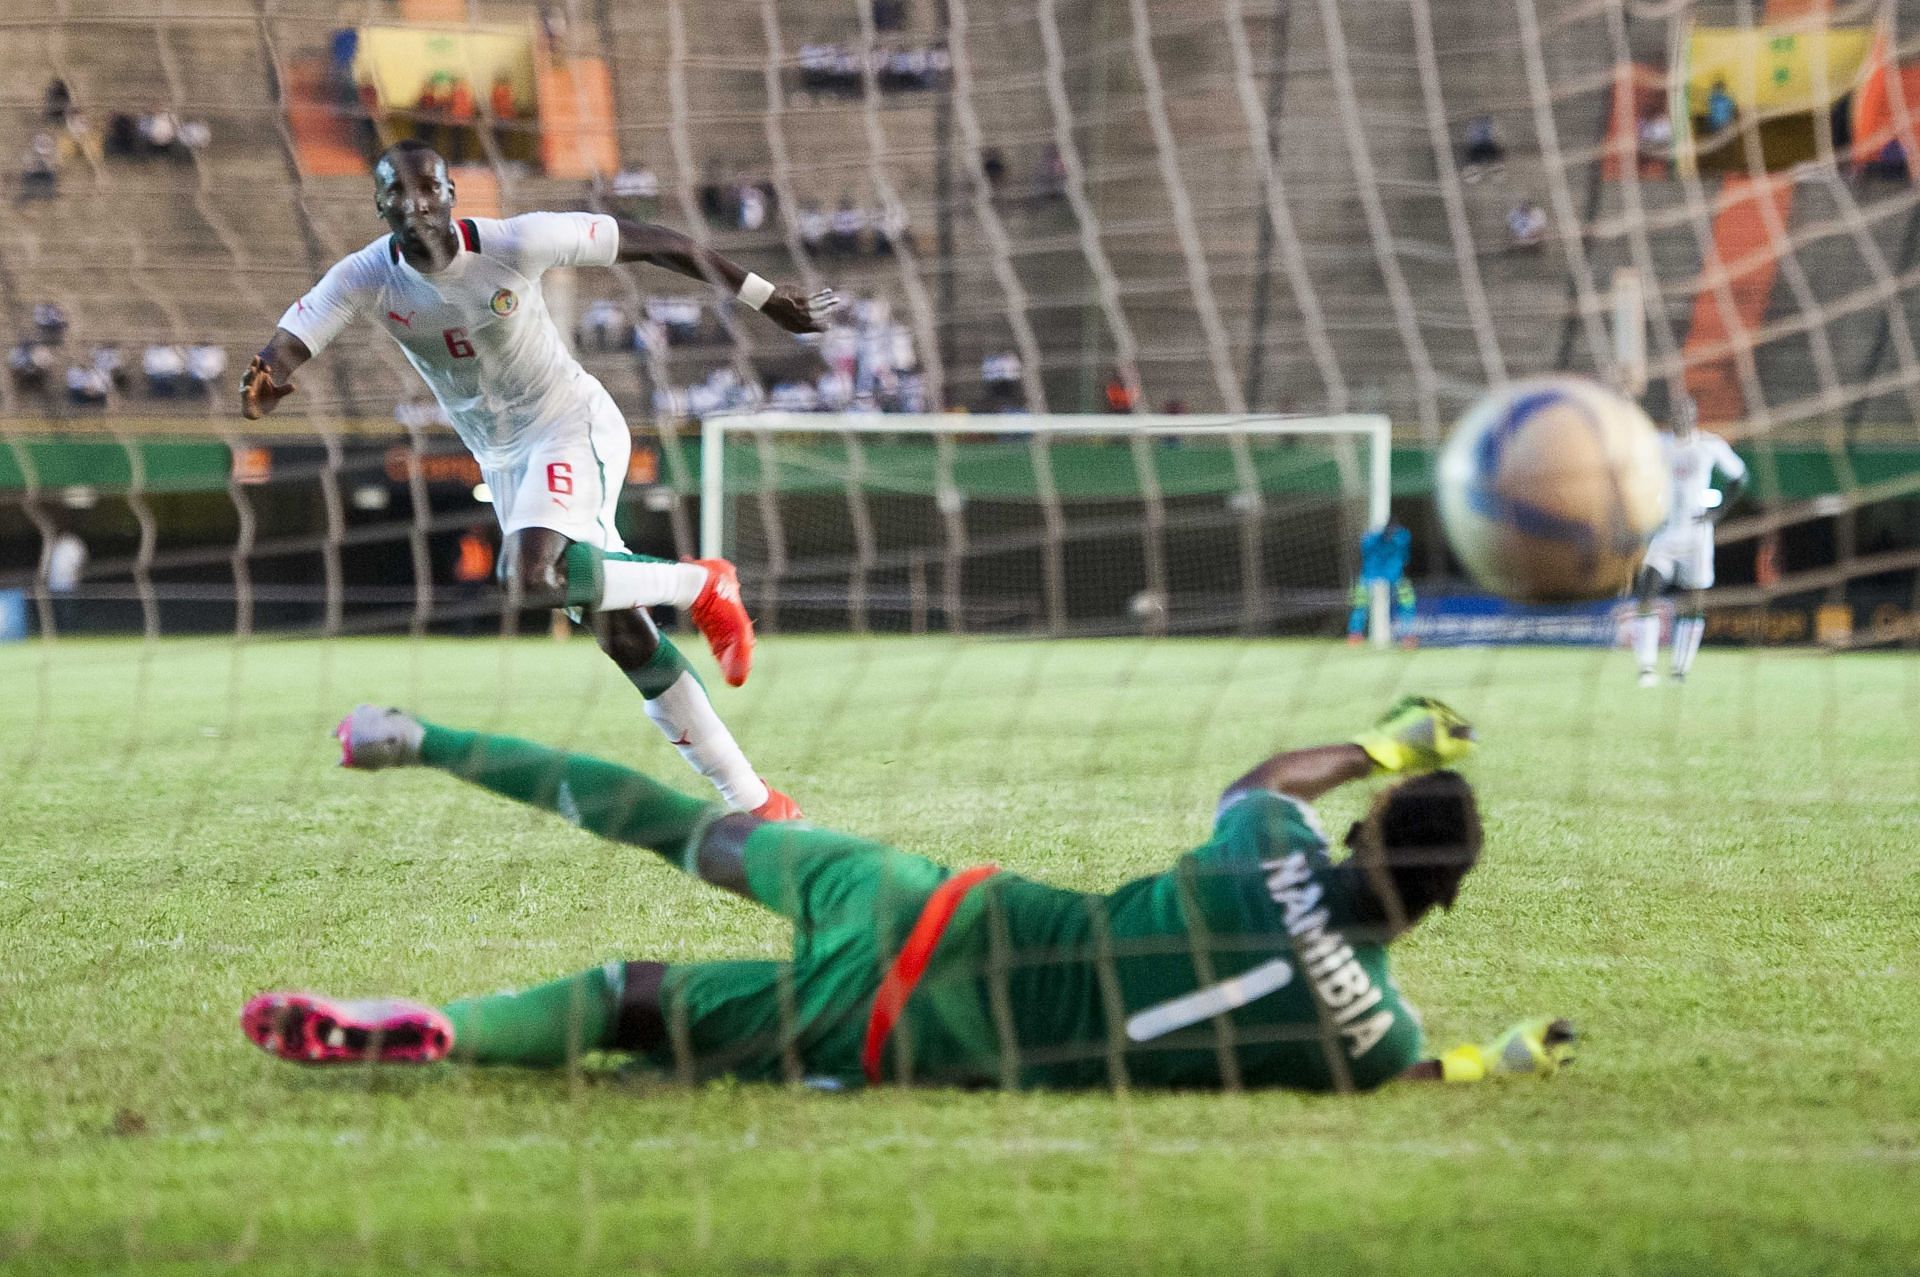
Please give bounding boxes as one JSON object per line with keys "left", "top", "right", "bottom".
{"left": 737, "top": 273, "right": 776, "bottom": 311}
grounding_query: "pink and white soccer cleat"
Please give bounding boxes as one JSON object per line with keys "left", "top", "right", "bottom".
{"left": 242, "top": 992, "right": 453, "bottom": 1065}
{"left": 334, "top": 704, "right": 424, "bottom": 770}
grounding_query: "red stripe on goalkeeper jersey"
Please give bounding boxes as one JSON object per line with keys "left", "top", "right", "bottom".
{"left": 861, "top": 864, "right": 999, "bottom": 1085}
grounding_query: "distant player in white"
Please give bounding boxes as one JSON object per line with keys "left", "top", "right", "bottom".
{"left": 240, "top": 141, "right": 839, "bottom": 817}
{"left": 1632, "top": 394, "right": 1747, "bottom": 686}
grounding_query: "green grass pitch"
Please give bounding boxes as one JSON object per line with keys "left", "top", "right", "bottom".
{"left": 2, "top": 634, "right": 1917, "bottom": 1275}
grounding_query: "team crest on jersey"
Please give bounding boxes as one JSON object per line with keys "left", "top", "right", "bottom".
{"left": 489, "top": 288, "right": 518, "bottom": 317}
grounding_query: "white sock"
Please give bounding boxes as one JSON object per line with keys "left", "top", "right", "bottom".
{"left": 1633, "top": 612, "right": 1661, "bottom": 672}
{"left": 1672, "top": 617, "right": 1705, "bottom": 676}
{"left": 600, "top": 560, "right": 706, "bottom": 611}
{"left": 641, "top": 670, "right": 769, "bottom": 811}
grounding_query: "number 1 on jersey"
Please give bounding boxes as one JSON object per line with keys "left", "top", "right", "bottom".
{"left": 443, "top": 327, "right": 476, "bottom": 359}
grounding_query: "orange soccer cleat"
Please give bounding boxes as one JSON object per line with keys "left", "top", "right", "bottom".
{"left": 751, "top": 784, "right": 804, "bottom": 821}
{"left": 686, "top": 558, "right": 756, "bottom": 687}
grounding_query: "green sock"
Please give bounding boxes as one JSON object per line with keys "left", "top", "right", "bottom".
{"left": 625, "top": 635, "right": 702, "bottom": 699}
{"left": 443, "top": 963, "right": 621, "bottom": 1066}
{"left": 419, "top": 722, "right": 717, "bottom": 870}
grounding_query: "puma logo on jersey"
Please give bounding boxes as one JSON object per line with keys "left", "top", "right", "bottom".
{"left": 667, "top": 732, "right": 692, "bottom": 747}
{"left": 386, "top": 310, "right": 415, "bottom": 328}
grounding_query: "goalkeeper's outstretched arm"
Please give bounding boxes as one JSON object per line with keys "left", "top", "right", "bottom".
{"left": 1219, "top": 695, "right": 1479, "bottom": 807}
{"left": 1399, "top": 1018, "right": 1577, "bottom": 1083}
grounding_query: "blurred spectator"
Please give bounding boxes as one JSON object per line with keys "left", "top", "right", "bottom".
{"left": 20, "top": 133, "right": 59, "bottom": 200}
{"left": 34, "top": 302, "right": 69, "bottom": 345}
{"left": 186, "top": 343, "right": 228, "bottom": 395}
{"left": 1161, "top": 398, "right": 1190, "bottom": 415}
{"left": 610, "top": 166, "right": 660, "bottom": 218}
{"left": 104, "top": 113, "right": 139, "bottom": 159}
{"left": 138, "top": 109, "right": 177, "bottom": 156}
{"left": 828, "top": 198, "right": 867, "bottom": 255}
{"left": 446, "top": 78, "right": 476, "bottom": 163}
{"left": 143, "top": 343, "right": 186, "bottom": 396}
{"left": 737, "top": 181, "right": 769, "bottom": 231}
{"left": 65, "top": 361, "right": 109, "bottom": 407}
{"left": 769, "top": 377, "right": 821, "bottom": 412}
{"left": 873, "top": 0, "right": 908, "bottom": 32}
{"left": 579, "top": 298, "right": 630, "bottom": 352}
{"left": 889, "top": 369, "right": 928, "bottom": 414}
{"left": 821, "top": 323, "right": 858, "bottom": 385}
{"left": 46, "top": 528, "right": 87, "bottom": 634}
{"left": 1037, "top": 144, "right": 1068, "bottom": 204}
{"left": 1705, "top": 79, "right": 1736, "bottom": 134}
{"left": 177, "top": 119, "right": 211, "bottom": 154}
{"left": 488, "top": 75, "right": 518, "bottom": 154}
{"left": 1461, "top": 115, "right": 1504, "bottom": 182}
{"left": 981, "top": 147, "right": 1007, "bottom": 197}
{"left": 1638, "top": 112, "right": 1672, "bottom": 151}
{"left": 981, "top": 349, "right": 1022, "bottom": 409}
{"left": 62, "top": 111, "right": 101, "bottom": 169}
{"left": 8, "top": 341, "right": 54, "bottom": 393}
{"left": 451, "top": 523, "right": 495, "bottom": 632}
{"left": 43, "top": 78, "right": 72, "bottom": 125}
{"left": 873, "top": 204, "right": 912, "bottom": 256}
{"left": 91, "top": 343, "right": 125, "bottom": 392}
{"left": 1103, "top": 371, "right": 1138, "bottom": 414}
{"left": 644, "top": 297, "right": 703, "bottom": 344}
{"left": 796, "top": 202, "right": 828, "bottom": 256}
{"left": 1507, "top": 199, "right": 1547, "bottom": 249}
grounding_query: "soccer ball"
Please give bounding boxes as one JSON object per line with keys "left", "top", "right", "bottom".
{"left": 1436, "top": 375, "right": 1669, "bottom": 602}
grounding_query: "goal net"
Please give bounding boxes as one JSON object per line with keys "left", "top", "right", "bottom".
{"left": 699, "top": 411, "right": 1390, "bottom": 638}
{"left": 2, "top": 0, "right": 1918, "bottom": 1273}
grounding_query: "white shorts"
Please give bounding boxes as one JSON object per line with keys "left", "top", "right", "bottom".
{"left": 1643, "top": 522, "right": 1714, "bottom": 591}
{"left": 483, "top": 399, "right": 631, "bottom": 553}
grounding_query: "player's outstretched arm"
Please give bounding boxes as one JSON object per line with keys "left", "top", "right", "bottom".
{"left": 612, "top": 218, "right": 839, "bottom": 334}
{"left": 239, "top": 329, "right": 312, "bottom": 420}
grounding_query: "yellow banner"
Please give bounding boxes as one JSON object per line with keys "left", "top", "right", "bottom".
{"left": 1686, "top": 26, "right": 1872, "bottom": 116}
{"left": 353, "top": 24, "right": 536, "bottom": 112}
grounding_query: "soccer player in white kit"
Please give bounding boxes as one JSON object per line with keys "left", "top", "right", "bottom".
{"left": 1632, "top": 394, "right": 1747, "bottom": 686}
{"left": 240, "top": 141, "right": 839, "bottom": 817}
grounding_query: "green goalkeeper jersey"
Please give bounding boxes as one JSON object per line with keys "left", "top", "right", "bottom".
{"left": 918, "top": 789, "right": 1424, "bottom": 1091}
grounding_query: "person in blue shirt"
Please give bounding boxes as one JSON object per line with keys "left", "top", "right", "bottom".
{"left": 1347, "top": 523, "right": 1415, "bottom": 646}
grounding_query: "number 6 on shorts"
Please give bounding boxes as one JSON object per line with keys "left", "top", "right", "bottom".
{"left": 546, "top": 462, "right": 573, "bottom": 496}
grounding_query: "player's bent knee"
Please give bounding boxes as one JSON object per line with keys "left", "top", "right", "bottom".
{"left": 595, "top": 611, "right": 661, "bottom": 669}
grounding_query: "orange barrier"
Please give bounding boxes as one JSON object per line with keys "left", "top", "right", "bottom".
{"left": 1682, "top": 175, "right": 1797, "bottom": 423}
{"left": 535, "top": 52, "right": 617, "bottom": 178}
{"left": 285, "top": 57, "right": 368, "bottom": 178}
{"left": 448, "top": 163, "right": 501, "bottom": 217}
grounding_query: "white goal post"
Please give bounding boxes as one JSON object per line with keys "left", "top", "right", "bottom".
{"left": 700, "top": 412, "right": 1394, "bottom": 644}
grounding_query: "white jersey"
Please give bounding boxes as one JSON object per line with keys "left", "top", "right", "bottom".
{"left": 278, "top": 212, "right": 621, "bottom": 466}
{"left": 1659, "top": 430, "right": 1746, "bottom": 535}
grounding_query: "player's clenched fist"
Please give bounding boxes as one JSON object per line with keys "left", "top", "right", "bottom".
{"left": 1351, "top": 694, "right": 1475, "bottom": 774}
{"left": 761, "top": 285, "right": 840, "bottom": 336}
{"left": 239, "top": 355, "right": 296, "bottom": 420}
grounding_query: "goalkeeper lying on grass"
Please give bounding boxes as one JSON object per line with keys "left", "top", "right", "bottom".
{"left": 244, "top": 697, "right": 1572, "bottom": 1091}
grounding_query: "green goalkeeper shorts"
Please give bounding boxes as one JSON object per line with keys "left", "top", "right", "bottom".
{"left": 643, "top": 822, "right": 1001, "bottom": 1086}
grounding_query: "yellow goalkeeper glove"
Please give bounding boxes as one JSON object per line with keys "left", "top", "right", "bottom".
{"left": 1350, "top": 695, "right": 1476, "bottom": 774}
{"left": 1438, "top": 1018, "right": 1576, "bottom": 1083}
